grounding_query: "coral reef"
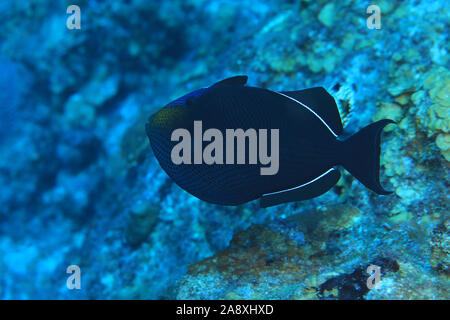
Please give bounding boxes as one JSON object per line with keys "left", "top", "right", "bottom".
{"left": 125, "top": 201, "right": 160, "bottom": 248}
{"left": 430, "top": 220, "right": 450, "bottom": 275}
{"left": 317, "top": 257, "right": 400, "bottom": 300}
{"left": 0, "top": 0, "right": 448, "bottom": 299}
{"left": 177, "top": 205, "right": 448, "bottom": 300}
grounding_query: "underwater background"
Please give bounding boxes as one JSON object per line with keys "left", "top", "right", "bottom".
{"left": 0, "top": 0, "right": 448, "bottom": 299}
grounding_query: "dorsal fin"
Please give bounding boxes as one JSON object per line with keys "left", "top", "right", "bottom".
{"left": 281, "top": 87, "right": 343, "bottom": 135}
{"left": 212, "top": 75, "right": 248, "bottom": 87}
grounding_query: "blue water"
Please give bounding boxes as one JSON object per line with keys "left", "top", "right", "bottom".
{"left": 0, "top": 0, "right": 448, "bottom": 299}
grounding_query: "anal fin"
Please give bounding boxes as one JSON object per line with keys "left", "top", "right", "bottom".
{"left": 259, "top": 168, "right": 341, "bottom": 208}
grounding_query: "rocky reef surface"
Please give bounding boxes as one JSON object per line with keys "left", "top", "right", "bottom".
{"left": 0, "top": 0, "right": 448, "bottom": 299}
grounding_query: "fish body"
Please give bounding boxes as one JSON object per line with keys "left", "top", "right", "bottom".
{"left": 146, "top": 76, "right": 394, "bottom": 207}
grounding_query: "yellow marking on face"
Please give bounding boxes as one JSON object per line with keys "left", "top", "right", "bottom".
{"left": 150, "top": 106, "right": 189, "bottom": 129}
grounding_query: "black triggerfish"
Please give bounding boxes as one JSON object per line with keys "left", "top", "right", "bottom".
{"left": 146, "top": 76, "right": 394, "bottom": 208}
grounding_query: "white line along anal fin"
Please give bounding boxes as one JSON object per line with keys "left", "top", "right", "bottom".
{"left": 260, "top": 168, "right": 341, "bottom": 208}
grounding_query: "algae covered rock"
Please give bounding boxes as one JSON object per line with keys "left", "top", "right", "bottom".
{"left": 430, "top": 220, "right": 450, "bottom": 275}
{"left": 318, "top": 3, "right": 336, "bottom": 28}
{"left": 125, "top": 201, "right": 160, "bottom": 248}
{"left": 318, "top": 257, "right": 399, "bottom": 300}
{"left": 177, "top": 205, "right": 365, "bottom": 299}
{"left": 373, "top": 102, "right": 404, "bottom": 131}
{"left": 176, "top": 223, "right": 312, "bottom": 300}
{"left": 64, "top": 94, "right": 96, "bottom": 127}
{"left": 414, "top": 66, "right": 450, "bottom": 162}
{"left": 120, "top": 117, "right": 150, "bottom": 165}
{"left": 435, "top": 133, "right": 450, "bottom": 162}
{"left": 422, "top": 67, "right": 450, "bottom": 135}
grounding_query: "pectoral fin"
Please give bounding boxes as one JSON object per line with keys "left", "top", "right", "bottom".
{"left": 259, "top": 168, "right": 341, "bottom": 208}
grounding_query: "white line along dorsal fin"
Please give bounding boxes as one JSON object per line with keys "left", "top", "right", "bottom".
{"left": 276, "top": 91, "right": 338, "bottom": 138}
{"left": 263, "top": 168, "right": 337, "bottom": 197}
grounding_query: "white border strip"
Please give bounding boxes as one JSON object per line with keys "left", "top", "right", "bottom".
{"left": 276, "top": 92, "right": 338, "bottom": 137}
{"left": 262, "top": 168, "right": 336, "bottom": 196}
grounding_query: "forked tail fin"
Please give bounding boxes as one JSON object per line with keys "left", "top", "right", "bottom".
{"left": 341, "top": 119, "right": 395, "bottom": 195}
